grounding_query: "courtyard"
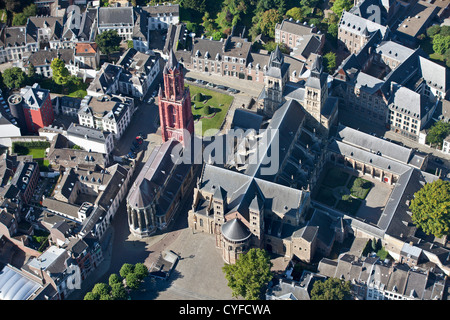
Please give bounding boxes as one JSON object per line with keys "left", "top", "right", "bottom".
{"left": 313, "top": 166, "right": 394, "bottom": 224}
{"left": 186, "top": 84, "right": 234, "bottom": 137}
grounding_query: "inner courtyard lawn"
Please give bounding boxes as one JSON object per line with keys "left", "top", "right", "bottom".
{"left": 314, "top": 167, "right": 374, "bottom": 216}
{"left": 186, "top": 84, "right": 233, "bottom": 136}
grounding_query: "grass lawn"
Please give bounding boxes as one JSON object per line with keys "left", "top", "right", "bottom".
{"left": 322, "top": 167, "right": 349, "bottom": 188}
{"left": 13, "top": 143, "right": 49, "bottom": 171}
{"left": 315, "top": 186, "right": 337, "bottom": 207}
{"left": 347, "top": 176, "right": 373, "bottom": 200}
{"left": 40, "top": 78, "right": 88, "bottom": 98}
{"left": 336, "top": 197, "right": 362, "bottom": 216}
{"left": 186, "top": 84, "right": 233, "bottom": 136}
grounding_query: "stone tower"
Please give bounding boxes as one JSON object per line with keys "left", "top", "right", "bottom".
{"left": 263, "top": 45, "right": 288, "bottom": 117}
{"left": 158, "top": 49, "right": 194, "bottom": 146}
{"left": 304, "top": 55, "right": 328, "bottom": 127}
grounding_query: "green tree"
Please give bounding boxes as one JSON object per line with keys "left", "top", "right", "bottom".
{"left": 427, "top": 25, "right": 441, "bottom": 38}
{"left": 286, "top": 7, "right": 304, "bottom": 22}
{"left": 51, "top": 58, "right": 70, "bottom": 85}
{"left": 134, "top": 263, "right": 149, "bottom": 280}
{"left": 12, "top": 4, "right": 36, "bottom": 26}
{"left": 119, "top": 263, "right": 135, "bottom": 278}
{"left": 83, "top": 292, "right": 97, "bottom": 300}
{"left": 95, "top": 30, "right": 121, "bottom": 56}
{"left": 109, "top": 273, "right": 122, "bottom": 286}
{"left": 331, "top": 0, "right": 353, "bottom": 17}
{"left": 324, "top": 52, "right": 337, "bottom": 73}
{"left": 444, "top": 48, "right": 450, "bottom": 67}
{"left": 182, "top": 0, "right": 206, "bottom": 13}
{"left": 92, "top": 283, "right": 110, "bottom": 297}
{"left": 127, "top": 40, "right": 134, "bottom": 49}
{"left": 222, "top": 248, "right": 273, "bottom": 300}
{"left": 186, "top": 22, "right": 199, "bottom": 34}
{"left": 27, "top": 63, "right": 36, "bottom": 79}
{"left": 432, "top": 34, "right": 450, "bottom": 55}
{"left": 410, "top": 179, "right": 450, "bottom": 238}
{"left": 440, "top": 26, "right": 450, "bottom": 37}
{"left": 22, "top": 4, "right": 37, "bottom": 17}
{"left": 111, "top": 283, "right": 128, "bottom": 300}
{"left": 426, "top": 120, "right": 450, "bottom": 148}
{"left": 311, "top": 277, "right": 352, "bottom": 300}
{"left": 212, "top": 31, "right": 225, "bottom": 41}
{"left": 2, "top": 67, "right": 27, "bottom": 89}
{"left": 258, "top": 9, "right": 283, "bottom": 38}
{"left": 328, "top": 23, "right": 339, "bottom": 39}
{"left": 125, "top": 272, "right": 141, "bottom": 290}
{"left": 12, "top": 13, "right": 27, "bottom": 26}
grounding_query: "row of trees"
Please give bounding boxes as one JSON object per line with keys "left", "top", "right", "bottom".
{"left": 0, "top": 57, "right": 75, "bottom": 91}
{"left": 84, "top": 262, "right": 149, "bottom": 300}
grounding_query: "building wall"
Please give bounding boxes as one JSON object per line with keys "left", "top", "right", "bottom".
{"left": 23, "top": 94, "right": 54, "bottom": 134}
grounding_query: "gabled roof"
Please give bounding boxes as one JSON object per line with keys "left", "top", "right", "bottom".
{"left": 75, "top": 42, "right": 98, "bottom": 56}
{"left": 98, "top": 6, "right": 134, "bottom": 26}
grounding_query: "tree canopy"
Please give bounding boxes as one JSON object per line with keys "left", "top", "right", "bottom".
{"left": 2, "top": 67, "right": 27, "bottom": 89}
{"left": 330, "top": 0, "right": 353, "bottom": 17}
{"left": 310, "top": 277, "right": 352, "bottom": 300}
{"left": 426, "top": 120, "right": 450, "bottom": 148}
{"left": 95, "top": 30, "right": 121, "bottom": 56}
{"left": 51, "top": 58, "right": 70, "bottom": 85}
{"left": 222, "top": 248, "right": 273, "bottom": 300}
{"left": 410, "top": 179, "right": 450, "bottom": 238}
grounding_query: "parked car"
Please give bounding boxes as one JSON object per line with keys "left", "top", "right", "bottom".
{"left": 127, "top": 152, "right": 136, "bottom": 159}
{"left": 227, "top": 88, "right": 239, "bottom": 94}
{"left": 195, "top": 79, "right": 206, "bottom": 85}
{"left": 206, "top": 82, "right": 215, "bottom": 88}
{"left": 136, "top": 136, "right": 143, "bottom": 144}
{"left": 216, "top": 85, "right": 228, "bottom": 90}
{"left": 185, "top": 77, "right": 195, "bottom": 82}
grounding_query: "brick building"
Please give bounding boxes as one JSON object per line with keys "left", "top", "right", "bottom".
{"left": 158, "top": 49, "right": 194, "bottom": 146}
{"left": 19, "top": 84, "right": 54, "bottom": 134}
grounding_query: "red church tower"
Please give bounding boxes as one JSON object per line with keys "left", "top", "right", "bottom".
{"left": 158, "top": 49, "right": 194, "bottom": 146}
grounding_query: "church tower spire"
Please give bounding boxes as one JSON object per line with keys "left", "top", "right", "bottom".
{"left": 158, "top": 49, "right": 194, "bottom": 146}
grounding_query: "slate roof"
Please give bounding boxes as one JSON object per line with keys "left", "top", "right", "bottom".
{"left": 276, "top": 19, "right": 317, "bottom": 36}
{"left": 66, "top": 123, "right": 111, "bottom": 143}
{"left": 20, "top": 84, "right": 50, "bottom": 110}
{"left": 127, "top": 139, "right": 192, "bottom": 213}
{"left": 200, "top": 164, "right": 306, "bottom": 222}
{"left": 339, "top": 11, "right": 388, "bottom": 38}
{"left": 388, "top": 85, "right": 434, "bottom": 121}
{"left": 98, "top": 7, "right": 134, "bottom": 26}
{"left": 2, "top": 27, "right": 28, "bottom": 47}
{"left": 26, "top": 16, "right": 64, "bottom": 42}
{"left": 375, "top": 41, "right": 415, "bottom": 64}
{"left": 221, "top": 218, "right": 251, "bottom": 242}
{"left": 336, "top": 125, "right": 413, "bottom": 163}
{"left": 291, "top": 34, "right": 323, "bottom": 59}
{"left": 142, "top": 3, "right": 180, "bottom": 17}
{"left": 78, "top": 8, "right": 97, "bottom": 41}
{"left": 27, "top": 48, "right": 73, "bottom": 67}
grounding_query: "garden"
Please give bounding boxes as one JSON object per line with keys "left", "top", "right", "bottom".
{"left": 314, "top": 167, "right": 373, "bottom": 216}
{"left": 187, "top": 84, "right": 233, "bottom": 136}
{"left": 39, "top": 78, "right": 89, "bottom": 99}
{"left": 12, "top": 141, "right": 50, "bottom": 172}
